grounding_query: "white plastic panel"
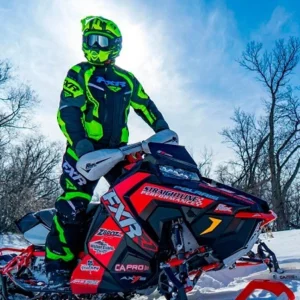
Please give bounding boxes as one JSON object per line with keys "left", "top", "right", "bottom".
{"left": 23, "top": 223, "right": 50, "bottom": 246}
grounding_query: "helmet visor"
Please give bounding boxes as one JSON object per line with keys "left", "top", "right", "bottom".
{"left": 86, "top": 34, "right": 109, "bottom": 48}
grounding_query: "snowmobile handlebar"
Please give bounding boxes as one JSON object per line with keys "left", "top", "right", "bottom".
{"left": 76, "top": 129, "right": 179, "bottom": 181}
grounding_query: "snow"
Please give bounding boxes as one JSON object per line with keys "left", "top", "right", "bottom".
{"left": 1, "top": 230, "right": 300, "bottom": 299}
{"left": 188, "top": 230, "right": 300, "bottom": 299}
{"left": 0, "top": 234, "right": 28, "bottom": 248}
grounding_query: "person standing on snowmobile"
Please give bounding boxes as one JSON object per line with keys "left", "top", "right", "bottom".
{"left": 45, "top": 16, "right": 170, "bottom": 287}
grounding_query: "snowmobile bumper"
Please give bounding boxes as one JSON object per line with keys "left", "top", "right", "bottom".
{"left": 236, "top": 279, "right": 295, "bottom": 300}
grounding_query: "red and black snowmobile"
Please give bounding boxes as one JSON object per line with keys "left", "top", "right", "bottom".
{"left": 0, "top": 130, "right": 287, "bottom": 299}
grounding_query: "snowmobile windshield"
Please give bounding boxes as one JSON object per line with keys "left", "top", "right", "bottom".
{"left": 148, "top": 143, "right": 197, "bottom": 167}
{"left": 147, "top": 143, "right": 200, "bottom": 182}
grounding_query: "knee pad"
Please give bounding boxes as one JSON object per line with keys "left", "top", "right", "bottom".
{"left": 55, "top": 199, "right": 88, "bottom": 225}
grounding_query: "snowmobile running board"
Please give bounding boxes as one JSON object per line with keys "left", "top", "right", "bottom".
{"left": 2, "top": 274, "right": 72, "bottom": 294}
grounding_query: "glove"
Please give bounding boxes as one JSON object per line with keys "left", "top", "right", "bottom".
{"left": 75, "top": 139, "right": 94, "bottom": 158}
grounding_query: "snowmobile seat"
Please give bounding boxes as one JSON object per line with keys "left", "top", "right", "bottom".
{"left": 34, "top": 209, "right": 56, "bottom": 229}
{"left": 15, "top": 209, "right": 55, "bottom": 246}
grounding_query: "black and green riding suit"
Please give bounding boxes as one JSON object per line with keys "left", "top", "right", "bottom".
{"left": 45, "top": 62, "right": 169, "bottom": 271}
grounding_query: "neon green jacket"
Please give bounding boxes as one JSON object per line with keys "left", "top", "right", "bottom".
{"left": 58, "top": 62, "right": 169, "bottom": 150}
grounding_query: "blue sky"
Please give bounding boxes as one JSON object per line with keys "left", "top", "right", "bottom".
{"left": 0, "top": 0, "right": 299, "bottom": 188}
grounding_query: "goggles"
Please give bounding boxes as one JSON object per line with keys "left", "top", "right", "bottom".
{"left": 83, "top": 34, "right": 121, "bottom": 49}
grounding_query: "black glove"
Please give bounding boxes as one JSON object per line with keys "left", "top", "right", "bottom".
{"left": 75, "top": 139, "right": 94, "bottom": 158}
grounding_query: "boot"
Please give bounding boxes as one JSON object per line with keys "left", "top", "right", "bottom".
{"left": 45, "top": 259, "right": 74, "bottom": 288}
{"left": 47, "top": 269, "right": 71, "bottom": 288}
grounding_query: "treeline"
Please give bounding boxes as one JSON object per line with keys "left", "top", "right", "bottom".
{"left": 199, "top": 37, "right": 300, "bottom": 231}
{"left": 0, "top": 60, "right": 62, "bottom": 232}
{"left": 1, "top": 37, "right": 299, "bottom": 233}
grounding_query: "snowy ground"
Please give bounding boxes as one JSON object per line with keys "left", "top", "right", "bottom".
{"left": 188, "top": 229, "right": 300, "bottom": 299}
{"left": 1, "top": 230, "right": 300, "bottom": 299}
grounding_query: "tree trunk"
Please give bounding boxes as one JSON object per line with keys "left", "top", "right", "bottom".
{"left": 275, "top": 203, "right": 289, "bottom": 230}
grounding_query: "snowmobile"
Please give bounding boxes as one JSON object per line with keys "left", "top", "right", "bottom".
{"left": 0, "top": 130, "right": 290, "bottom": 299}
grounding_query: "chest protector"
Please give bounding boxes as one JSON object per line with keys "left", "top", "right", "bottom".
{"left": 81, "top": 65, "right": 132, "bottom": 148}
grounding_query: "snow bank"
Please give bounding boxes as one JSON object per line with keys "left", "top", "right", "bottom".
{"left": 1, "top": 230, "right": 300, "bottom": 299}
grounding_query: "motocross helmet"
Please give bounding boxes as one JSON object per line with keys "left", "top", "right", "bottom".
{"left": 81, "top": 16, "right": 122, "bottom": 65}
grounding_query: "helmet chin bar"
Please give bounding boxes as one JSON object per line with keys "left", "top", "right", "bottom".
{"left": 76, "top": 129, "right": 179, "bottom": 181}
{"left": 83, "top": 47, "right": 119, "bottom": 65}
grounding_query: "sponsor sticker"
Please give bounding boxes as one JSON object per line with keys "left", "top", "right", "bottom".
{"left": 71, "top": 279, "right": 100, "bottom": 285}
{"left": 214, "top": 204, "right": 233, "bottom": 214}
{"left": 90, "top": 240, "right": 115, "bottom": 255}
{"left": 277, "top": 274, "right": 299, "bottom": 280}
{"left": 141, "top": 186, "right": 203, "bottom": 207}
{"left": 115, "top": 264, "right": 150, "bottom": 272}
{"left": 174, "top": 185, "right": 220, "bottom": 201}
{"left": 80, "top": 259, "right": 100, "bottom": 273}
{"left": 97, "top": 228, "right": 123, "bottom": 238}
{"left": 62, "top": 160, "right": 86, "bottom": 186}
{"left": 96, "top": 76, "right": 126, "bottom": 87}
{"left": 120, "top": 276, "right": 147, "bottom": 283}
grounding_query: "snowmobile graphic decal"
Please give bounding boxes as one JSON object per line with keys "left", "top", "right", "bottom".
{"left": 120, "top": 276, "right": 147, "bottom": 283}
{"left": 62, "top": 160, "right": 87, "bottom": 185}
{"left": 90, "top": 240, "right": 115, "bottom": 255}
{"left": 115, "top": 264, "right": 150, "bottom": 272}
{"left": 97, "top": 228, "right": 123, "bottom": 238}
{"left": 200, "top": 217, "right": 222, "bottom": 235}
{"left": 130, "top": 183, "right": 214, "bottom": 214}
{"left": 101, "top": 188, "right": 158, "bottom": 253}
{"left": 141, "top": 186, "right": 204, "bottom": 206}
{"left": 102, "top": 190, "right": 142, "bottom": 238}
{"left": 214, "top": 204, "right": 233, "bottom": 214}
{"left": 80, "top": 259, "right": 101, "bottom": 272}
{"left": 71, "top": 279, "right": 100, "bottom": 285}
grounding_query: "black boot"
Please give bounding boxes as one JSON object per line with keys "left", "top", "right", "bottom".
{"left": 45, "top": 259, "right": 74, "bottom": 288}
{"left": 47, "top": 269, "right": 71, "bottom": 288}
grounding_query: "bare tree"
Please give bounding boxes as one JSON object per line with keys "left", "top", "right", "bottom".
{"left": 0, "top": 59, "right": 38, "bottom": 148}
{"left": 0, "top": 135, "right": 62, "bottom": 232}
{"left": 218, "top": 109, "right": 270, "bottom": 197}
{"left": 198, "top": 147, "right": 213, "bottom": 178}
{"left": 0, "top": 59, "right": 62, "bottom": 233}
{"left": 237, "top": 37, "right": 300, "bottom": 230}
{"left": 285, "top": 181, "right": 300, "bottom": 228}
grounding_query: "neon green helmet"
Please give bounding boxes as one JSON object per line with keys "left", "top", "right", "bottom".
{"left": 81, "top": 16, "right": 122, "bottom": 65}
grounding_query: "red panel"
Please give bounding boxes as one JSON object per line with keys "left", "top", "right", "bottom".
{"left": 133, "top": 234, "right": 158, "bottom": 252}
{"left": 72, "top": 217, "right": 125, "bottom": 294}
{"left": 131, "top": 183, "right": 214, "bottom": 214}
{"left": 71, "top": 255, "right": 104, "bottom": 294}
{"left": 235, "top": 210, "right": 277, "bottom": 227}
{"left": 114, "top": 172, "right": 150, "bottom": 196}
{"left": 130, "top": 186, "right": 153, "bottom": 214}
{"left": 235, "top": 261, "right": 262, "bottom": 267}
{"left": 201, "top": 262, "right": 221, "bottom": 272}
{"left": 33, "top": 251, "right": 45, "bottom": 257}
{"left": 88, "top": 216, "right": 124, "bottom": 268}
{"left": 101, "top": 173, "right": 158, "bottom": 253}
